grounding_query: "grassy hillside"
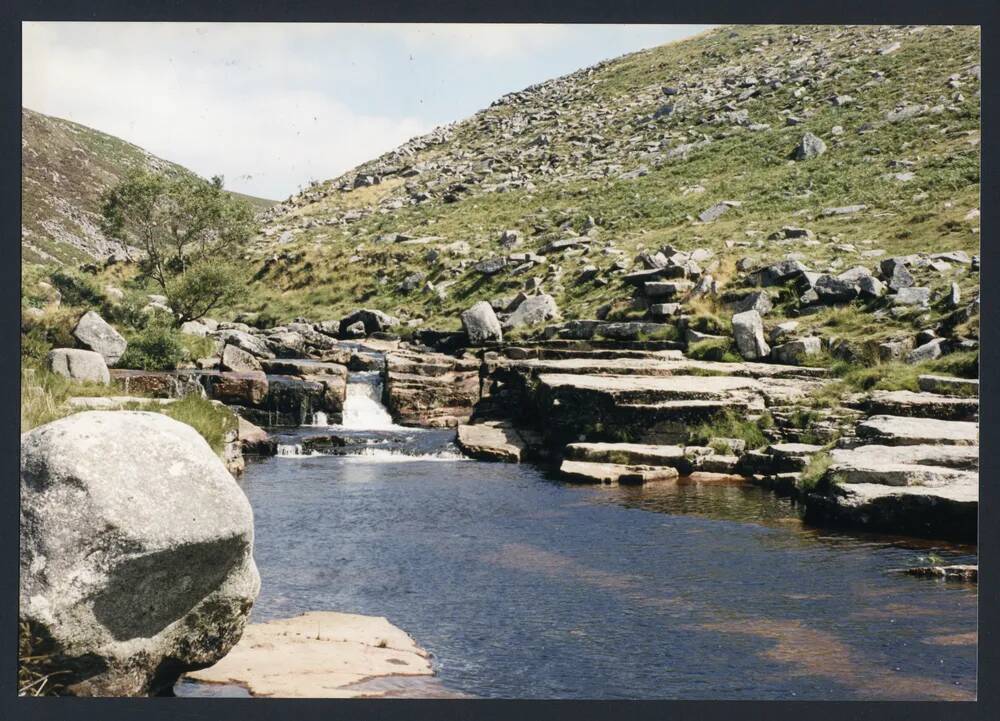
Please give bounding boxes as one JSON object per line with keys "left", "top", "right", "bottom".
{"left": 21, "top": 108, "right": 276, "bottom": 265}
{"left": 237, "top": 24, "right": 979, "bottom": 343}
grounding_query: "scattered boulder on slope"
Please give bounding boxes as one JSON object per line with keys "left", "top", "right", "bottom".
{"left": 72, "top": 311, "right": 127, "bottom": 366}
{"left": 461, "top": 301, "right": 503, "bottom": 345}
{"left": 731, "top": 310, "right": 770, "bottom": 360}
{"left": 221, "top": 344, "right": 263, "bottom": 373}
{"left": 502, "top": 294, "right": 559, "bottom": 330}
{"left": 46, "top": 348, "right": 110, "bottom": 384}
{"left": 338, "top": 309, "right": 400, "bottom": 337}
{"left": 20, "top": 411, "right": 260, "bottom": 696}
{"left": 793, "top": 132, "right": 827, "bottom": 160}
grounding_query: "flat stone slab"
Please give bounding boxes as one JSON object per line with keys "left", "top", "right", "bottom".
{"left": 858, "top": 390, "right": 978, "bottom": 422}
{"left": 564, "top": 442, "right": 690, "bottom": 466}
{"left": 831, "top": 444, "right": 979, "bottom": 471}
{"left": 456, "top": 423, "right": 525, "bottom": 462}
{"left": 500, "top": 356, "right": 827, "bottom": 380}
{"left": 261, "top": 359, "right": 348, "bottom": 378}
{"left": 918, "top": 374, "right": 978, "bottom": 396}
{"left": 67, "top": 396, "right": 175, "bottom": 409}
{"left": 538, "top": 373, "right": 759, "bottom": 402}
{"left": 856, "top": 415, "right": 978, "bottom": 446}
{"left": 804, "top": 481, "right": 977, "bottom": 542}
{"left": 558, "top": 459, "right": 679, "bottom": 485}
{"left": 185, "top": 612, "right": 433, "bottom": 698}
{"left": 903, "top": 565, "right": 977, "bottom": 582}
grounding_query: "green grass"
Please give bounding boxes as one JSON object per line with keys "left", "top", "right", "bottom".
{"left": 798, "top": 451, "right": 832, "bottom": 492}
{"left": 21, "top": 364, "right": 122, "bottom": 431}
{"left": 688, "top": 409, "right": 769, "bottom": 450}
{"left": 687, "top": 338, "right": 740, "bottom": 363}
{"left": 21, "top": 364, "right": 236, "bottom": 456}
{"left": 150, "top": 395, "right": 237, "bottom": 454}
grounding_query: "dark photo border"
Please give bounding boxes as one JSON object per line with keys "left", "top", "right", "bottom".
{"left": 1, "top": 2, "right": 995, "bottom": 720}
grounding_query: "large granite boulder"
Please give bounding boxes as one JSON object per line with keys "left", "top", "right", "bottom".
{"left": 214, "top": 329, "right": 274, "bottom": 360}
{"left": 72, "top": 311, "right": 127, "bottom": 366}
{"left": 732, "top": 310, "right": 770, "bottom": 360}
{"left": 502, "top": 294, "right": 559, "bottom": 330}
{"left": 221, "top": 344, "right": 262, "bottom": 373}
{"left": 338, "top": 309, "right": 400, "bottom": 337}
{"left": 461, "top": 301, "right": 503, "bottom": 345}
{"left": 46, "top": 348, "right": 110, "bottom": 385}
{"left": 20, "top": 411, "right": 260, "bottom": 696}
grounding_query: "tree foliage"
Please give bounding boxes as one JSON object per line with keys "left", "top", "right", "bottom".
{"left": 100, "top": 170, "right": 256, "bottom": 323}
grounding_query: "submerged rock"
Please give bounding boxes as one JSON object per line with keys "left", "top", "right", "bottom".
{"left": 456, "top": 423, "right": 526, "bottom": 462}
{"left": 185, "top": 611, "right": 433, "bottom": 698}
{"left": 20, "top": 411, "right": 260, "bottom": 696}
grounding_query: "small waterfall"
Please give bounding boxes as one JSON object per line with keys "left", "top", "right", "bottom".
{"left": 310, "top": 411, "right": 329, "bottom": 427}
{"left": 276, "top": 443, "right": 323, "bottom": 458}
{"left": 341, "top": 371, "right": 401, "bottom": 431}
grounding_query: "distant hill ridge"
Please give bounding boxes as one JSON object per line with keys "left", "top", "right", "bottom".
{"left": 243, "top": 23, "right": 979, "bottom": 327}
{"left": 21, "top": 107, "right": 276, "bottom": 266}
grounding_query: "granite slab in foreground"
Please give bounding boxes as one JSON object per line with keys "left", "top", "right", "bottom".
{"left": 184, "top": 611, "right": 453, "bottom": 698}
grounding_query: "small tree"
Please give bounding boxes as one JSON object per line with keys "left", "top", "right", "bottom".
{"left": 100, "top": 170, "right": 256, "bottom": 323}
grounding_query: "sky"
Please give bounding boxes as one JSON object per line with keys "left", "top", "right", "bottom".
{"left": 22, "top": 23, "right": 712, "bottom": 200}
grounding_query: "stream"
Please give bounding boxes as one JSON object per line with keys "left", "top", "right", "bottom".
{"left": 179, "top": 370, "right": 978, "bottom": 700}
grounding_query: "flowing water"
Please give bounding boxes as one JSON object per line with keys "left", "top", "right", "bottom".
{"left": 181, "top": 371, "right": 978, "bottom": 700}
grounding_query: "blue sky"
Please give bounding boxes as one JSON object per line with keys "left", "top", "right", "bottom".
{"left": 23, "top": 23, "right": 712, "bottom": 199}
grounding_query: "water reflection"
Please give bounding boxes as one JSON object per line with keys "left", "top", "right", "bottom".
{"left": 227, "top": 427, "right": 977, "bottom": 700}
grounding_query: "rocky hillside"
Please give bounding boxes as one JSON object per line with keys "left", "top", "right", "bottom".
{"left": 244, "top": 24, "right": 979, "bottom": 340}
{"left": 21, "top": 108, "right": 275, "bottom": 266}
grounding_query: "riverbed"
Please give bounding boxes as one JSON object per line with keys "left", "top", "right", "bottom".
{"left": 173, "top": 368, "right": 978, "bottom": 700}
{"left": 178, "top": 415, "right": 976, "bottom": 701}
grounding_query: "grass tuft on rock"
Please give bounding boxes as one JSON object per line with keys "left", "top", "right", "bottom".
{"left": 688, "top": 409, "right": 768, "bottom": 450}
{"left": 687, "top": 338, "right": 740, "bottom": 363}
{"left": 798, "top": 451, "right": 832, "bottom": 492}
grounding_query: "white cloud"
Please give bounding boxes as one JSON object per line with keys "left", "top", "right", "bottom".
{"left": 387, "top": 23, "right": 574, "bottom": 59}
{"left": 23, "top": 22, "right": 432, "bottom": 199}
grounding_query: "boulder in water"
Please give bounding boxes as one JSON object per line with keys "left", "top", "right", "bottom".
{"left": 20, "top": 411, "right": 260, "bottom": 696}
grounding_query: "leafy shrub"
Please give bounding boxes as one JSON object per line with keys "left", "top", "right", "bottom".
{"left": 49, "top": 269, "right": 104, "bottom": 307}
{"left": 20, "top": 307, "right": 77, "bottom": 362}
{"left": 118, "top": 323, "right": 186, "bottom": 370}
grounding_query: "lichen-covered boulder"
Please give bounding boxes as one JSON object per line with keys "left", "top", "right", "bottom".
{"left": 461, "top": 301, "right": 502, "bottom": 345}
{"left": 732, "top": 310, "right": 770, "bottom": 360}
{"left": 20, "top": 411, "right": 260, "bottom": 696}
{"left": 72, "top": 311, "right": 127, "bottom": 366}
{"left": 502, "top": 294, "right": 559, "bottom": 330}
{"left": 46, "top": 348, "right": 110, "bottom": 384}
{"left": 221, "top": 344, "right": 262, "bottom": 373}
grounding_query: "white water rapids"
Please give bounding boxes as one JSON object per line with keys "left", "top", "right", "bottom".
{"left": 340, "top": 371, "right": 402, "bottom": 431}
